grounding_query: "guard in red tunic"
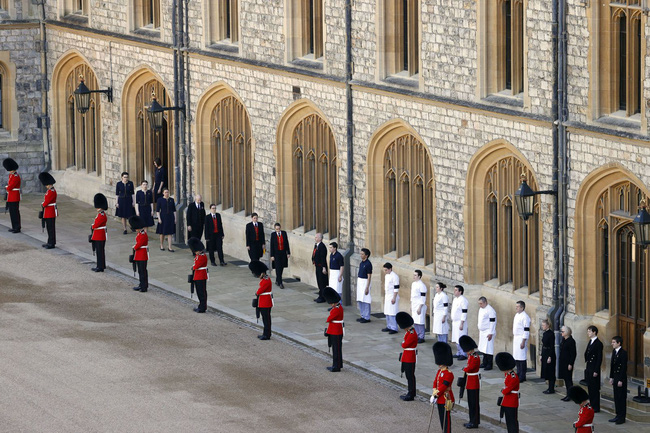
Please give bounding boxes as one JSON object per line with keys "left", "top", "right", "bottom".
{"left": 396, "top": 311, "right": 417, "bottom": 400}
{"left": 496, "top": 352, "right": 520, "bottom": 433}
{"left": 430, "top": 342, "right": 454, "bottom": 433}
{"left": 39, "top": 172, "right": 57, "bottom": 249}
{"left": 3, "top": 158, "right": 21, "bottom": 233}
{"left": 568, "top": 386, "right": 594, "bottom": 433}
{"left": 189, "top": 237, "right": 208, "bottom": 313}
{"left": 129, "top": 215, "right": 149, "bottom": 292}
{"left": 324, "top": 286, "right": 344, "bottom": 372}
{"left": 250, "top": 261, "right": 272, "bottom": 340}
{"left": 91, "top": 193, "right": 108, "bottom": 272}
{"left": 459, "top": 335, "right": 481, "bottom": 428}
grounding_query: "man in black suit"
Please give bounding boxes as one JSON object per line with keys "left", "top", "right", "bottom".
{"left": 186, "top": 195, "right": 205, "bottom": 241}
{"left": 245, "top": 213, "right": 265, "bottom": 262}
{"left": 312, "top": 232, "right": 328, "bottom": 303}
{"left": 584, "top": 325, "right": 603, "bottom": 412}
{"left": 204, "top": 204, "right": 226, "bottom": 266}
{"left": 609, "top": 335, "right": 627, "bottom": 424}
{"left": 270, "top": 223, "right": 290, "bottom": 289}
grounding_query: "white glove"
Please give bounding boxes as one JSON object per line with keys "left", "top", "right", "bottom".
{"left": 430, "top": 395, "right": 435, "bottom": 404}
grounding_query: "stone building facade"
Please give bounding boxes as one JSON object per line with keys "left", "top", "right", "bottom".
{"left": 2, "top": 0, "right": 650, "bottom": 388}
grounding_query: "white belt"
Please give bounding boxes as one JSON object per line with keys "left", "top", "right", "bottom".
{"left": 138, "top": 246, "right": 148, "bottom": 249}
{"left": 332, "top": 320, "right": 344, "bottom": 324}
{"left": 582, "top": 424, "right": 593, "bottom": 427}
{"left": 197, "top": 267, "right": 208, "bottom": 270}
{"left": 47, "top": 203, "right": 56, "bottom": 206}
{"left": 467, "top": 372, "right": 480, "bottom": 376}
{"left": 95, "top": 226, "right": 107, "bottom": 230}
{"left": 259, "top": 292, "right": 272, "bottom": 296}
{"left": 510, "top": 391, "right": 519, "bottom": 394}
{"left": 404, "top": 348, "right": 416, "bottom": 351}
{"left": 11, "top": 188, "right": 20, "bottom": 191}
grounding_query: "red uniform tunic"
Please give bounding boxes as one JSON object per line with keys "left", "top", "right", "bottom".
{"left": 192, "top": 252, "right": 208, "bottom": 280}
{"left": 401, "top": 328, "right": 418, "bottom": 363}
{"left": 326, "top": 304, "right": 344, "bottom": 335}
{"left": 133, "top": 230, "right": 149, "bottom": 261}
{"left": 6, "top": 172, "right": 20, "bottom": 202}
{"left": 42, "top": 188, "right": 58, "bottom": 218}
{"left": 432, "top": 368, "right": 455, "bottom": 404}
{"left": 91, "top": 211, "right": 108, "bottom": 241}
{"left": 573, "top": 403, "right": 594, "bottom": 433}
{"left": 501, "top": 371, "right": 520, "bottom": 407}
{"left": 463, "top": 352, "right": 481, "bottom": 389}
{"left": 256, "top": 277, "right": 273, "bottom": 308}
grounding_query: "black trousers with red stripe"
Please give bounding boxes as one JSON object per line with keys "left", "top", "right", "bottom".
{"left": 437, "top": 403, "right": 452, "bottom": 433}
{"left": 467, "top": 388, "right": 480, "bottom": 425}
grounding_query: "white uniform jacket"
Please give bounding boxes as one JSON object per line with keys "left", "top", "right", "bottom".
{"left": 451, "top": 295, "right": 469, "bottom": 343}
{"left": 383, "top": 271, "right": 400, "bottom": 316}
{"left": 512, "top": 311, "right": 531, "bottom": 361}
{"left": 431, "top": 291, "right": 450, "bottom": 335}
{"left": 477, "top": 305, "right": 497, "bottom": 355}
{"left": 410, "top": 280, "right": 427, "bottom": 325}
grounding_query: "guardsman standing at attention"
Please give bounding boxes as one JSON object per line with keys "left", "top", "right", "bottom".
{"left": 396, "top": 311, "right": 417, "bottom": 401}
{"left": 430, "top": 342, "right": 454, "bottom": 433}
{"left": 250, "top": 261, "right": 272, "bottom": 340}
{"left": 129, "top": 215, "right": 149, "bottom": 292}
{"left": 324, "top": 286, "right": 344, "bottom": 372}
{"left": 189, "top": 237, "right": 208, "bottom": 313}
{"left": 39, "top": 172, "right": 57, "bottom": 249}
{"left": 477, "top": 296, "right": 497, "bottom": 370}
{"left": 410, "top": 270, "right": 427, "bottom": 343}
{"left": 568, "top": 386, "right": 594, "bottom": 433}
{"left": 496, "top": 352, "right": 520, "bottom": 433}
{"left": 90, "top": 193, "right": 108, "bottom": 272}
{"left": 3, "top": 158, "right": 21, "bottom": 233}
{"left": 459, "top": 335, "right": 481, "bottom": 429}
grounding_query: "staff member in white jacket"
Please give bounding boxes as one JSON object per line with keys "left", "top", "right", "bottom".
{"left": 410, "top": 270, "right": 427, "bottom": 343}
{"left": 477, "top": 296, "right": 497, "bottom": 370}
{"left": 451, "top": 285, "right": 469, "bottom": 360}
{"left": 355, "top": 248, "right": 373, "bottom": 323}
{"left": 512, "top": 300, "right": 531, "bottom": 382}
{"left": 431, "top": 282, "right": 450, "bottom": 343}
{"left": 381, "top": 262, "right": 400, "bottom": 334}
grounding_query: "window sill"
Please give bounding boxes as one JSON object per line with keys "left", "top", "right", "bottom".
{"left": 289, "top": 57, "right": 324, "bottom": 71}
{"left": 0, "top": 130, "right": 15, "bottom": 142}
{"left": 133, "top": 27, "right": 161, "bottom": 39}
{"left": 207, "top": 42, "right": 239, "bottom": 54}
{"left": 62, "top": 13, "right": 89, "bottom": 25}
{"left": 595, "top": 111, "right": 641, "bottom": 131}
{"left": 383, "top": 74, "right": 419, "bottom": 90}
{"left": 483, "top": 92, "right": 524, "bottom": 108}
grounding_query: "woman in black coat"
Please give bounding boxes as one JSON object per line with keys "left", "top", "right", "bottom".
{"left": 540, "top": 319, "right": 556, "bottom": 394}
{"left": 115, "top": 171, "right": 135, "bottom": 234}
{"left": 156, "top": 188, "right": 176, "bottom": 252}
{"left": 558, "top": 325, "right": 577, "bottom": 401}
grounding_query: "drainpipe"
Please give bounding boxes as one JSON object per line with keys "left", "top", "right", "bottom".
{"left": 184, "top": 0, "right": 192, "bottom": 198}
{"left": 341, "top": 0, "right": 355, "bottom": 306}
{"left": 38, "top": 0, "right": 52, "bottom": 171}
{"left": 172, "top": 0, "right": 187, "bottom": 243}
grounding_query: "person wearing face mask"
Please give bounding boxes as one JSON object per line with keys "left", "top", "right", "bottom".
{"left": 204, "top": 204, "right": 226, "bottom": 266}
{"left": 270, "top": 223, "right": 290, "bottom": 289}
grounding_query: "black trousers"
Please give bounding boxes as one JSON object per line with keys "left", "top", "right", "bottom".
{"left": 613, "top": 382, "right": 627, "bottom": 420}
{"left": 587, "top": 373, "right": 600, "bottom": 412}
{"left": 482, "top": 354, "right": 493, "bottom": 369}
{"left": 562, "top": 373, "right": 573, "bottom": 391}
{"left": 94, "top": 241, "right": 106, "bottom": 270}
{"left": 207, "top": 236, "right": 224, "bottom": 264}
{"left": 45, "top": 218, "right": 56, "bottom": 246}
{"left": 516, "top": 360, "right": 527, "bottom": 382}
{"left": 248, "top": 243, "right": 263, "bottom": 261}
{"left": 136, "top": 260, "right": 148, "bottom": 289}
{"left": 329, "top": 334, "right": 343, "bottom": 369}
{"left": 260, "top": 307, "right": 272, "bottom": 338}
{"left": 275, "top": 264, "right": 285, "bottom": 285}
{"left": 195, "top": 280, "right": 207, "bottom": 312}
{"left": 503, "top": 407, "right": 518, "bottom": 433}
{"left": 437, "top": 403, "right": 452, "bottom": 433}
{"left": 8, "top": 201, "right": 20, "bottom": 231}
{"left": 402, "top": 362, "right": 416, "bottom": 397}
{"left": 315, "top": 266, "right": 328, "bottom": 298}
{"left": 467, "top": 388, "right": 480, "bottom": 425}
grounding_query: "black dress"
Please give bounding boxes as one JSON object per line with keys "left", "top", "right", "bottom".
{"left": 540, "top": 329, "right": 556, "bottom": 380}
{"left": 136, "top": 190, "right": 154, "bottom": 227}
{"left": 559, "top": 336, "right": 577, "bottom": 381}
{"left": 153, "top": 166, "right": 167, "bottom": 202}
{"left": 156, "top": 197, "right": 176, "bottom": 235}
{"left": 115, "top": 181, "right": 135, "bottom": 218}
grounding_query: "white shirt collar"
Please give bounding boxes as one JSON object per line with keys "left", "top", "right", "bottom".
{"left": 590, "top": 336, "right": 597, "bottom": 343}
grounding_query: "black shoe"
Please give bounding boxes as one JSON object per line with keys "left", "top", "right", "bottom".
{"left": 483, "top": 366, "right": 493, "bottom": 371}
{"left": 615, "top": 419, "right": 625, "bottom": 425}
{"left": 280, "top": 283, "right": 285, "bottom": 289}
{"left": 326, "top": 367, "right": 340, "bottom": 372}
{"left": 561, "top": 396, "right": 571, "bottom": 402}
{"left": 543, "top": 389, "right": 555, "bottom": 394}
{"left": 387, "top": 330, "right": 398, "bottom": 334}
{"left": 417, "top": 338, "right": 425, "bottom": 344}
{"left": 457, "top": 355, "right": 468, "bottom": 361}
{"left": 314, "top": 297, "right": 326, "bottom": 303}
{"left": 593, "top": 410, "right": 600, "bottom": 413}
{"left": 259, "top": 336, "right": 270, "bottom": 341}
{"left": 356, "top": 318, "right": 363, "bottom": 322}
{"left": 91, "top": 267, "right": 98, "bottom": 272}
{"left": 359, "top": 318, "right": 371, "bottom": 323}
{"left": 11, "top": 230, "right": 20, "bottom": 233}
{"left": 193, "top": 307, "right": 205, "bottom": 313}
{"left": 381, "top": 327, "right": 391, "bottom": 332}
{"left": 123, "top": 230, "right": 128, "bottom": 235}
{"left": 94, "top": 268, "right": 104, "bottom": 272}
{"left": 608, "top": 418, "right": 619, "bottom": 423}
{"left": 220, "top": 262, "right": 227, "bottom": 266}
{"left": 211, "top": 262, "right": 218, "bottom": 266}
{"left": 578, "top": 380, "right": 588, "bottom": 386}
{"left": 400, "top": 395, "right": 414, "bottom": 401}
{"left": 464, "top": 423, "right": 479, "bottom": 429}
{"left": 452, "top": 354, "right": 460, "bottom": 358}
{"left": 45, "top": 244, "right": 55, "bottom": 249}
{"left": 8, "top": 229, "right": 15, "bottom": 232}
{"left": 257, "top": 335, "right": 264, "bottom": 339}
{"left": 139, "top": 289, "right": 148, "bottom": 292}
{"left": 133, "top": 286, "right": 142, "bottom": 291}
{"left": 479, "top": 364, "right": 486, "bottom": 368}
{"left": 42, "top": 243, "right": 49, "bottom": 248}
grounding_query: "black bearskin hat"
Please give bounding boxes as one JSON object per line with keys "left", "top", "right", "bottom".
{"left": 94, "top": 193, "right": 108, "bottom": 210}
{"left": 187, "top": 237, "right": 205, "bottom": 254}
{"left": 459, "top": 335, "right": 478, "bottom": 352}
{"left": 323, "top": 286, "right": 341, "bottom": 304}
{"left": 128, "top": 215, "right": 145, "bottom": 231}
{"left": 495, "top": 352, "right": 516, "bottom": 371}
{"left": 568, "top": 386, "right": 590, "bottom": 405}
{"left": 396, "top": 312, "right": 414, "bottom": 329}
{"left": 433, "top": 341, "right": 453, "bottom": 366}
{"left": 3, "top": 158, "right": 18, "bottom": 171}
{"left": 39, "top": 172, "right": 56, "bottom": 186}
{"left": 248, "top": 260, "right": 268, "bottom": 277}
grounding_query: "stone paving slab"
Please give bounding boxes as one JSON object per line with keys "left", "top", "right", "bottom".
{"left": 1, "top": 193, "right": 645, "bottom": 432}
